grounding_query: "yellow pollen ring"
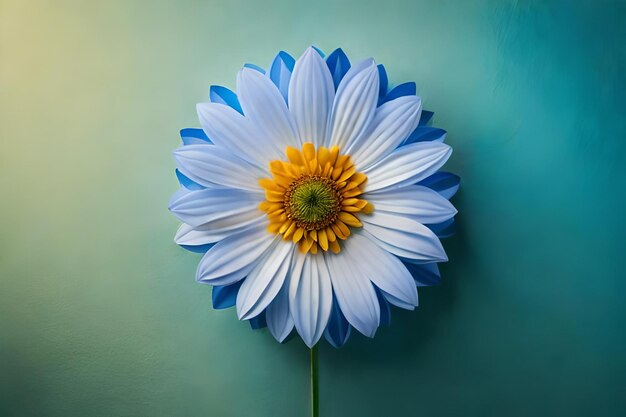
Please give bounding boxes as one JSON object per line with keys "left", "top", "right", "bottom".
{"left": 258, "top": 142, "right": 372, "bottom": 254}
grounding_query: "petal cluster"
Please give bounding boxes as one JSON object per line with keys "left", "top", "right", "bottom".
{"left": 169, "top": 46, "right": 460, "bottom": 348}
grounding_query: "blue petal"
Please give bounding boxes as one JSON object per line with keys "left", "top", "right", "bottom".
{"left": 175, "top": 169, "right": 205, "bottom": 191}
{"left": 377, "top": 64, "right": 388, "bottom": 98}
{"left": 212, "top": 280, "right": 243, "bottom": 310}
{"left": 323, "top": 295, "right": 352, "bottom": 348}
{"left": 268, "top": 51, "right": 295, "bottom": 104}
{"left": 209, "top": 85, "right": 243, "bottom": 115}
{"left": 375, "top": 287, "right": 392, "bottom": 326}
{"left": 180, "top": 242, "right": 215, "bottom": 254}
{"left": 403, "top": 262, "right": 441, "bottom": 287}
{"left": 326, "top": 48, "right": 351, "bottom": 90}
{"left": 418, "top": 171, "right": 460, "bottom": 199}
{"left": 381, "top": 82, "right": 416, "bottom": 104}
{"left": 243, "top": 63, "right": 265, "bottom": 74}
{"left": 180, "top": 128, "right": 210, "bottom": 145}
{"left": 249, "top": 310, "right": 267, "bottom": 330}
{"left": 405, "top": 126, "right": 447, "bottom": 144}
{"left": 427, "top": 218, "right": 457, "bottom": 238}
{"left": 419, "top": 110, "right": 434, "bottom": 126}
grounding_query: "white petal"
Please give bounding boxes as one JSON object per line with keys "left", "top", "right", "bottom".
{"left": 237, "top": 67, "right": 299, "bottom": 150}
{"left": 196, "top": 225, "right": 275, "bottom": 286}
{"left": 237, "top": 240, "right": 294, "bottom": 320}
{"left": 174, "top": 223, "right": 217, "bottom": 246}
{"left": 174, "top": 144, "right": 266, "bottom": 192}
{"left": 168, "top": 187, "right": 263, "bottom": 228}
{"left": 177, "top": 214, "right": 266, "bottom": 244}
{"left": 361, "top": 211, "right": 447, "bottom": 262}
{"left": 289, "top": 253, "right": 333, "bottom": 348}
{"left": 364, "top": 142, "right": 452, "bottom": 192}
{"left": 288, "top": 47, "right": 334, "bottom": 147}
{"left": 365, "top": 185, "right": 457, "bottom": 225}
{"left": 363, "top": 142, "right": 452, "bottom": 192}
{"left": 266, "top": 277, "right": 294, "bottom": 343}
{"left": 324, "top": 250, "right": 380, "bottom": 337}
{"left": 379, "top": 288, "right": 418, "bottom": 310}
{"left": 347, "top": 233, "right": 418, "bottom": 309}
{"left": 329, "top": 59, "right": 379, "bottom": 149}
{"left": 349, "top": 96, "right": 422, "bottom": 170}
{"left": 169, "top": 186, "right": 191, "bottom": 204}
{"left": 196, "top": 102, "right": 273, "bottom": 171}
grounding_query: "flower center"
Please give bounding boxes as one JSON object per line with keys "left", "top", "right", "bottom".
{"left": 258, "top": 142, "right": 373, "bottom": 254}
{"left": 285, "top": 175, "right": 343, "bottom": 231}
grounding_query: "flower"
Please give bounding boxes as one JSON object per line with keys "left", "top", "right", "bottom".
{"left": 169, "top": 47, "right": 459, "bottom": 348}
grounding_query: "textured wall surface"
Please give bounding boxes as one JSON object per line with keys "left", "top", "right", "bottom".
{"left": 1, "top": 0, "right": 625, "bottom": 416}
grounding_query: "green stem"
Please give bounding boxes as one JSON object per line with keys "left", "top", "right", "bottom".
{"left": 310, "top": 344, "right": 319, "bottom": 417}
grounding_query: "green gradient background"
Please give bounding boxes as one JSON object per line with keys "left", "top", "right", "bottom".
{"left": 1, "top": 0, "right": 625, "bottom": 416}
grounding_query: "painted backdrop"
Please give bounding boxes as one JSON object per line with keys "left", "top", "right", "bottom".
{"left": 1, "top": 0, "right": 625, "bottom": 416}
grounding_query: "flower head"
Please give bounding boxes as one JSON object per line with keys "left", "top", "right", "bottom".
{"left": 169, "top": 47, "right": 459, "bottom": 347}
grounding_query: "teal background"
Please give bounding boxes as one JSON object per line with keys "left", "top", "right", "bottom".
{"left": 1, "top": 0, "right": 625, "bottom": 416}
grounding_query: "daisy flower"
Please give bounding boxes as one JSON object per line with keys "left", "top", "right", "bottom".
{"left": 169, "top": 47, "right": 459, "bottom": 348}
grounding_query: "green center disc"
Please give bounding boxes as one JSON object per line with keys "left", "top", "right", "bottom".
{"left": 286, "top": 176, "right": 342, "bottom": 230}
